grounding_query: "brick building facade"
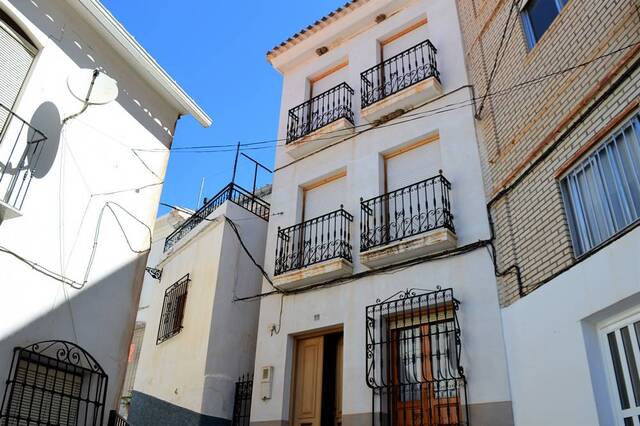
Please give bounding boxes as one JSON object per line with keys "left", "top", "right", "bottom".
{"left": 456, "top": 0, "right": 640, "bottom": 306}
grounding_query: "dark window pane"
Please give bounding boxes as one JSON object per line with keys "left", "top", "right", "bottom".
{"left": 525, "top": 0, "right": 561, "bottom": 43}
{"left": 609, "top": 331, "right": 630, "bottom": 409}
{"left": 621, "top": 326, "right": 640, "bottom": 407}
{"left": 624, "top": 418, "right": 633, "bottom": 426}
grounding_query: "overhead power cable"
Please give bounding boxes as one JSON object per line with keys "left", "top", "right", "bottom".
{"left": 134, "top": 40, "right": 640, "bottom": 158}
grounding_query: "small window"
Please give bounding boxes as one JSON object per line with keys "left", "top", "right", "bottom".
{"left": 601, "top": 312, "right": 640, "bottom": 424}
{"left": 560, "top": 114, "right": 640, "bottom": 257}
{"left": 521, "top": 0, "right": 567, "bottom": 48}
{"left": 0, "top": 341, "right": 108, "bottom": 426}
{"left": 157, "top": 274, "right": 190, "bottom": 344}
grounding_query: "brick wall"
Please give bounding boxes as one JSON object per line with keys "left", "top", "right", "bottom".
{"left": 455, "top": 0, "right": 640, "bottom": 306}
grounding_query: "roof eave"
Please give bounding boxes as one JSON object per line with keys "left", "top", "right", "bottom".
{"left": 71, "top": 0, "right": 212, "bottom": 127}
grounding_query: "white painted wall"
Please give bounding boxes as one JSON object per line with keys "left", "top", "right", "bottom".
{"left": 253, "top": 0, "right": 512, "bottom": 422}
{"left": 137, "top": 210, "right": 190, "bottom": 325}
{"left": 502, "top": 228, "right": 640, "bottom": 426}
{"left": 0, "top": 0, "right": 189, "bottom": 419}
{"left": 134, "top": 201, "right": 268, "bottom": 420}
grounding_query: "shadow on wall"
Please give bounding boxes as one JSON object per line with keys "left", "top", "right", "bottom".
{"left": 0, "top": 256, "right": 148, "bottom": 425}
{"left": 8, "top": 0, "right": 178, "bottom": 145}
{"left": 28, "top": 101, "right": 61, "bottom": 179}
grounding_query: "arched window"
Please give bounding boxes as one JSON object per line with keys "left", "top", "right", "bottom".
{"left": 0, "top": 8, "right": 37, "bottom": 129}
{"left": 0, "top": 340, "right": 109, "bottom": 426}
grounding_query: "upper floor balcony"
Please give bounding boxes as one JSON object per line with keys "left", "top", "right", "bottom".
{"left": 164, "top": 182, "right": 270, "bottom": 252}
{"left": 285, "top": 83, "right": 355, "bottom": 159}
{"left": 360, "top": 39, "right": 442, "bottom": 123}
{"left": 0, "top": 103, "right": 47, "bottom": 220}
{"left": 274, "top": 206, "right": 353, "bottom": 289}
{"left": 360, "top": 172, "right": 456, "bottom": 268}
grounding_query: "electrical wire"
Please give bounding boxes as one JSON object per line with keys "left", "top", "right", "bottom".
{"left": 131, "top": 41, "right": 640, "bottom": 157}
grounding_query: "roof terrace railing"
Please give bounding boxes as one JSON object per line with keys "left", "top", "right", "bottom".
{"left": 164, "top": 182, "right": 270, "bottom": 252}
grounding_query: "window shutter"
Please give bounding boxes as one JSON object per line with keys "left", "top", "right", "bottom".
{"left": 0, "top": 18, "right": 36, "bottom": 130}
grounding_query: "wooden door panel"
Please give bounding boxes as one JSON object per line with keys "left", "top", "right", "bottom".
{"left": 293, "top": 336, "right": 324, "bottom": 426}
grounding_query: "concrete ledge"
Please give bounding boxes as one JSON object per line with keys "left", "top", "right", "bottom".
{"left": 361, "top": 77, "right": 443, "bottom": 123}
{"left": 274, "top": 257, "right": 353, "bottom": 290}
{"left": 0, "top": 200, "right": 22, "bottom": 220}
{"left": 285, "top": 117, "right": 354, "bottom": 159}
{"left": 360, "top": 228, "right": 457, "bottom": 268}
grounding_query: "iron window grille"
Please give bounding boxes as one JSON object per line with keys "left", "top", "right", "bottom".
{"left": 107, "top": 410, "right": 131, "bottom": 426}
{"left": 164, "top": 182, "right": 270, "bottom": 252}
{"left": 231, "top": 374, "right": 253, "bottom": 426}
{"left": 0, "top": 340, "right": 108, "bottom": 426}
{"left": 361, "top": 39, "right": 439, "bottom": 109}
{"left": 286, "top": 82, "right": 355, "bottom": 144}
{"left": 360, "top": 172, "right": 454, "bottom": 252}
{"left": 0, "top": 102, "right": 47, "bottom": 211}
{"left": 275, "top": 206, "right": 353, "bottom": 276}
{"left": 366, "top": 288, "right": 469, "bottom": 426}
{"left": 560, "top": 113, "right": 640, "bottom": 257}
{"left": 156, "top": 274, "right": 190, "bottom": 344}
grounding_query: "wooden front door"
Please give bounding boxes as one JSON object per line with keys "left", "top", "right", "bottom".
{"left": 292, "top": 333, "right": 344, "bottom": 426}
{"left": 390, "top": 323, "right": 460, "bottom": 426}
{"left": 293, "top": 336, "right": 324, "bottom": 426}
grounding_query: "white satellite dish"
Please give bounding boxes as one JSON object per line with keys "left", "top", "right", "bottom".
{"left": 67, "top": 68, "right": 118, "bottom": 105}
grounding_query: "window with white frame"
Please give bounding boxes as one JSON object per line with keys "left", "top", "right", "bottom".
{"left": 560, "top": 113, "right": 640, "bottom": 257}
{"left": 601, "top": 311, "right": 640, "bottom": 425}
{"left": 521, "top": 0, "right": 568, "bottom": 48}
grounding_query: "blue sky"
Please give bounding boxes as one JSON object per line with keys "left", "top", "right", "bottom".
{"left": 101, "top": 1, "right": 346, "bottom": 215}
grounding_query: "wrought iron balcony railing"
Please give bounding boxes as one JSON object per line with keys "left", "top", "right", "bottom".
{"left": 164, "top": 182, "right": 270, "bottom": 252}
{"left": 361, "top": 39, "right": 440, "bottom": 109}
{"left": 286, "top": 82, "right": 354, "bottom": 143}
{"left": 275, "top": 206, "right": 353, "bottom": 276}
{"left": 360, "top": 172, "right": 454, "bottom": 252}
{"left": 0, "top": 103, "right": 47, "bottom": 211}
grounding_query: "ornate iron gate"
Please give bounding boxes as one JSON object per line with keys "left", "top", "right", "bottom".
{"left": 0, "top": 340, "right": 108, "bottom": 426}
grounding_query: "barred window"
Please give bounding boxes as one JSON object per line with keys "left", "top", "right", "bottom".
{"left": 560, "top": 114, "right": 640, "bottom": 257}
{"left": 0, "top": 341, "right": 108, "bottom": 426}
{"left": 366, "top": 288, "right": 468, "bottom": 426}
{"left": 157, "top": 274, "right": 190, "bottom": 344}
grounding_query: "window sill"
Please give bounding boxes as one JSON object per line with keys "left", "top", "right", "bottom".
{"left": 361, "top": 76, "right": 443, "bottom": 123}
{"left": 273, "top": 257, "right": 353, "bottom": 290}
{"left": 285, "top": 117, "right": 355, "bottom": 159}
{"left": 360, "top": 228, "right": 457, "bottom": 268}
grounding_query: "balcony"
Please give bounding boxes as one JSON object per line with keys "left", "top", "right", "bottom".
{"left": 0, "top": 103, "right": 47, "bottom": 220}
{"left": 274, "top": 207, "right": 353, "bottom": 289}
{"left": 285, "top": 83, "right": 355, "bottom": 158}
{"left": 164, "top": 182, "right": 270, "bottom": 252}
{"left": 360, "top": 173, "right": 456, "bottom": 268}
{"left": 360, "top": 39, "right": 442, "bottom": 123}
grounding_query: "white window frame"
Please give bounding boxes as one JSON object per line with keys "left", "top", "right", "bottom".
{"left": 600, "top": 309, "right": 640, "bottom": 426}
{"left": 520, "top": 0, "right": 568, "bottom": 49}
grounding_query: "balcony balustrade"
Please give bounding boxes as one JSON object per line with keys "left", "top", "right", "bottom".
{"left": 0, "top": 103, "right": 47, "bottom": 218}
{"left": 360, "top": 173, "right": 455, "bottom": 267}
{"left": 286, "top": 82, "right": 355, "bottom": 145}
{"left": 274, "top": 207, "right": 353, "bottom": 287}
